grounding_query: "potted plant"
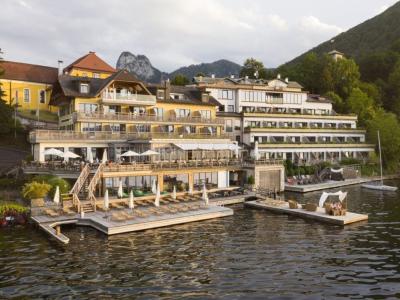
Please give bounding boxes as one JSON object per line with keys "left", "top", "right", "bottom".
{"left": 22, "top": 181, "right": 51, "bottom": 207}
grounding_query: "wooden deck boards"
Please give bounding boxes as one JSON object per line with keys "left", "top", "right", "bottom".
{"left": 245, "top": 200, "right": 368, "bottom": 225}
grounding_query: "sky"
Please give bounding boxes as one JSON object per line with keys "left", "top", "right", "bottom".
{"left": 0, "top": 0, "right": 398, "bottom": 72}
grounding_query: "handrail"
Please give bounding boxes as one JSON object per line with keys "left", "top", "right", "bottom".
{"left": 69, "top": 164, "right": 90, "bottom": 195}
{"left": 87, "top": 163, "right": 104, "bottom": 212}
{"left": 72, "top": 193, "right": 81, "bottom": 213}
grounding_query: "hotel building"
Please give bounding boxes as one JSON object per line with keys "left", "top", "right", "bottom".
{"left": 25, "top": 52, "right": 284, "bottom": 213}
{"left": 191, "top": 75, "right": 375, "bottom": 164}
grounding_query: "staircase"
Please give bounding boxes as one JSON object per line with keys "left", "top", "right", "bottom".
{"left": 80, "top": 201, "right": 95, "bottom": 213}
{"left": 86, "top": 163, "right": 105, "bottom": 212}
{"left": 63, "top": 164, "right": 91, "bottom": 213}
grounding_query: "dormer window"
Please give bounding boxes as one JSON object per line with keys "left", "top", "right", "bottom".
{"left": 80, "top": 83, "right": 89, "bottom": 94}
{"left": 202, "top": 93, "right": 209, "bottom": 103}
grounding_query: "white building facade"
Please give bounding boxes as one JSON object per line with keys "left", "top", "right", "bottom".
{"left": 192, "top": 76, "right": 375, "bottom": 165}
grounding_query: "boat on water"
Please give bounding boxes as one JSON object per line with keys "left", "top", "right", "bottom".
{"left": 361, "top": 130, "right": 398, "bottom": 191}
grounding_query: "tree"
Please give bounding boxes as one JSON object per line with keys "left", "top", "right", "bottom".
{"left": 387, "top": 61, "right": 400, "bottom": 115}
{"left": 239, "top": 58, "right": 267, "bottom": 79}
{"left": 330, "top": 57, "right": 360, "bottom": 99}
{"left": 195, "top": 72, "right": 205, "bottom": 77}
{"left": 0, "top": 53, "right": 14, "bottom": 136}
{"left": 171, "top": 74, "right": 189, "bottom": 86}
{"left": 347, "top": 88, "right": 376, "bottom": 126}
{"left": 366, "top": 109, "right": 400, "bottom": 170}
{"left": 325, "top": 91, "right": 345, "bottom": 113}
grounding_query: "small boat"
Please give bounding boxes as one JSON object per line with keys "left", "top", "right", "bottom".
{"left": 361, "top": 183, "right": 397, "bottom": 191}
{"left": 361, "top": 130, "right": 398, "bottom": 191}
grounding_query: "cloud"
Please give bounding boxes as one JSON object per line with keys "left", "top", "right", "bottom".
{"left": 299, "top": 16, "right": 342, "bottom": 35}
{"left": 0, "top": 0, "right": 380, "bottom": 71}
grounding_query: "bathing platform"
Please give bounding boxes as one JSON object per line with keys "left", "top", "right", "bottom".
{"left": 32, "top": 205, "right": 233, "bottom": 244}
{"left": 285, "top": 175, "right": 399, "bottom": 193}
{"left": 245, "top": 199, "right": 368, "bottom": 225}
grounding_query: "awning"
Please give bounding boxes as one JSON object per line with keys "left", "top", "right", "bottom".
{"left": 174, "top": 143, "right": 241, "bottom": 151}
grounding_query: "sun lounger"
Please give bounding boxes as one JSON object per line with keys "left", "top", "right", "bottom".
{"left": 111, "top": 213, "right": 126, "bottom": 222}
{"left": 135, "top": 210, "right": 149, "bottom": 218}
{"left": 62, "top": 207, "right": 76, "bottom": 215}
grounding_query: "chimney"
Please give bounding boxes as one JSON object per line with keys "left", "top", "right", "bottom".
{"left": 285, "top": 77, "right": 289, "bottom": 83}
{"left": 164, "top": 79, "right": 171, "bottom": 100}
{"left": 201, "top": 92, "right": 210, "bottom": 103}
{"left": 211, "top": 74, "right": 215, "bottom": 78}
{"left": 57, "top": 60, "right": 63, "bottom": 76}
{"left": 230, "top": 74, "right": 235, "bottom": 79}
{"left": 277, "top": 73, "right": 281, "bottom": 79}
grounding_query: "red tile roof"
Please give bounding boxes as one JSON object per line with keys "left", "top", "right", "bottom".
{"left": 64, "top": 52, "right": 116, "bottom": 73}
{"left": 0, "top": 61, "right": 58, "bottom": 84}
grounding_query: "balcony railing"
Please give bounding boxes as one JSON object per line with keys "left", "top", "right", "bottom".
{"left": 244, "top": 126, "right": 363, "bottom": 132}
{"left": 102, "top": 92, "right": 156, "bottom": 105}
{"left": 74, "top": 112, "right": 225, "bottom": 125}
{"left": 23, "top": 159, "right": 283, "bottom": 174}
{"left": 242, "top": 111, "right": 357, "bottom": 119}
{"left": 29, "top": 130, "right": 232, "bottom": 142}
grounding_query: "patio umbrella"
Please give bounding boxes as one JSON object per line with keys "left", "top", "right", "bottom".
{"left": 102, "top": 149, "right": 108, "bottom": 163}
{"left": 202, "top": 183, "right": 209, "bottom": 206}
{"left": 53, "top": 186, "right": 60, "bottom": 204}
{"left": 87, "top": 148, "right": 94, "bottom": 164}
{"left": 104, "top": 189, "right": 109, "bottom": 210}
{"left": 129, "top": 190, "right": 134, "bottom": 210}
{"left": 151, "top": 179, "right": 157, "bottom": 194}
{"left": 62, "top": 151, "right": 80, "bottom": 159}
{"left": 43, "top": 148, "right": 64, "bottom": 156}
{"left": 172, "top": 185, "right": 177, "bottom": 200}
{"left": 155, "top": 184, "right": 160, "bottom": 207}
{"left": 118, "top": 180, "right": 123, "bottom": 198}
{"left": 253, "top": 141, "right": 260, "bottom": 160}
{"left": 121, "top": 150, "right": 140, "bottom": 157}
{"left": 140, "top": 150, "right": 160, "bottom": 156}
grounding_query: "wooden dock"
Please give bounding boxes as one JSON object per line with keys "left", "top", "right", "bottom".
{"left": 285, "top": 175, "right": 399, "bottom": 193}
{"left": 31, "top": 205, "right": 233, "bottom": 244}
{"left": 245, "top": 200, "right": 368, "bottom": 225}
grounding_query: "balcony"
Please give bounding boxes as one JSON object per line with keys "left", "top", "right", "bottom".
{"left": 74, "top": 112, "right": 225, "bottom": 125}
{"left": 242, "top": 111, "right": 357, "bottom": 120}
{"left": 29, "top": 130, "right": 232, "bottom": 143}
{"left": 102, "top": 91, "right": 156, "bottom": 106}
{"left": 244, "top": 126, "right": 365, "bottom": 133}
{"left": 256, "top": 141, "right": 375, "bottom": 149}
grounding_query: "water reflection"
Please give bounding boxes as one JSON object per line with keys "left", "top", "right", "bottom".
{"left": 1, "top": 180, "right": 400, "bottom": 298}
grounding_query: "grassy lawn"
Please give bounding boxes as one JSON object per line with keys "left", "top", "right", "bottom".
{"left": 18, "top": 109, "right": 58, "bottom": 123}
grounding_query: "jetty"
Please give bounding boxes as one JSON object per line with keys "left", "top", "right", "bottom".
{"left": 245, "top": 199, "right": 368, "bottom": 225}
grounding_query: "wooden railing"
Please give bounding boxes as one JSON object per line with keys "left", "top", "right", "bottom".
{"left": 72, "top": 193, "right": 81, "bottom": 213}
{"left": 87, "top": 163, "right": 104, "bottom": 212}
{"left": 69, "top": 164, "right": 90, "bottom": 195}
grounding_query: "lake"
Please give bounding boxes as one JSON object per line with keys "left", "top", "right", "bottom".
{"left": 1, "top": 180, "right": 400, "bottom": 299}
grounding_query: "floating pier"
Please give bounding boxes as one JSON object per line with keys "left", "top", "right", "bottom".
{"left": 31, "top": 205, "right": 233, "bottom": 244}
{"left": 245, "top": 200, "right": 368, "bottom": 225}
{"left": 285, "top": 175, "right": 399, "bottom": 193}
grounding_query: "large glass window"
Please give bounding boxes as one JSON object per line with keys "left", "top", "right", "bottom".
{"left": 23, "top": 88, "right": 30, "bottom": 103}
{"left": 225, "top": 120, "right": 233, "bottom": 132}
{"left": 194, "top": 172, "right": 218, "bottom": 190}
{"left": 163, "top": 174, "right": 189, "bottom": 192}
{"left": 199, "top": 110, "right": 211, "bottom": 119}
{"left": 176, "top": 109, "right": 190, "bottom": 118}
{"left": 81, "top": 123, "right": 102, "bottom": 132}
{"left": 220, "top": 90, "right": 233, "bottom": 100}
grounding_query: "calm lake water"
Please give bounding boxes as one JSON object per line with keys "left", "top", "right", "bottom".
{"left": 2, "top": 180, "right": 400, "bottom": 299}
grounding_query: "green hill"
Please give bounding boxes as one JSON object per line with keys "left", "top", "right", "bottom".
{"left": 284, "top": 1, "right": 400, "bottom": 66}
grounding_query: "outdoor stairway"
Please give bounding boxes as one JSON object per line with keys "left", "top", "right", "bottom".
{"left": 81, "top": 201, "right": 94, "bottom": 213}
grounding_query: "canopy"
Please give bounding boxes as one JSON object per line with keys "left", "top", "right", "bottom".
{"left": 141, "top": 150, "right": 160, "bottom": 156}
{"left": 172, "top": 185, "right": 177, "bottom": 200}
{"left": 87, "top": 149, "right": 94, "bottom": 164}
{"left": 174, "top": 143, "right": 241, "bottom": 151}
{"left": 121, "top": 150, "right": 140, "bottom": 157}
{"left": 331, "top": 168, "right": 344, "bottom": 173}
{"left": 202, "top": 183, "right": 209, "bottom": 206}
{"left": 318, "top": 191, "right": 347, "bottom": 207}
{"left": 118, "top": 180, "right": 123, "bottom": 198}
{"left": 104, "top": 189, "right": 109, "bottom": 210}
{"left": 129, "top": 190, "right": 134, "bottom": 209}
{"left": 43, "top": 148, "right": 64, "bottom": 156}
{"left": 155, "top": 184, "right": 160, "bottom": 207}
{"left": 62, "top": 151, "right": 80, "bottom": 159}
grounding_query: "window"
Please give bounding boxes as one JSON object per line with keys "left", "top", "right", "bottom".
{"left": 199, "top": 110, "right": 211, "bottom": 119}
{"left": 129, "top": 106, "right": 146, "bottom": 115}
{"left": 153, "top": 107, "right": 164, "bottom": 117}
{"left": 220, "top": 89, "right": 233, "bottom": 99}
{"left": 227, "top": 105, "right": 234, "bottom": 112}
{"left": 175, "top": 109, "right": 190, "bottom": 118}
{"left": 23, "top": 89, "right": 30, "bottom": 103}
{"left": 79, "top": 103, "right": 98, "bottom": 113}
{"left": 93, "top": 73, "right": 100, "bottom": 78}
{"left": 80, "top": 83, "right": 89, "bottom": 93}
{"left": 225, "top": 120, "right": 233, "bottom": 133}
{"left": 81, "top": 123, "right": 102, "bottom": 132}
{"left": 39, "top": 90, "right": 46, "bottom": 104}
{"left": 157, "top": 89, "right": 165, "bottom": 99}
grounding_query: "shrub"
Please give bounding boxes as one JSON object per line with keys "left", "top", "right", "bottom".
{"left": 22, "top": 181, "right": 51, "bottom": 199}
{"left": 247, "top": 175, "right": 255, "bottom": 185}
{"left": 32, "top": 175, "right": 71, "bottom": 198}
{"left": 0, "top": 202, "right": 28, "bottom": 218}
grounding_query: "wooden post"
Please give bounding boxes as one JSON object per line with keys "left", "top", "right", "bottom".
{"left": 55, "top": 225, "right": 61, "bottom": 236}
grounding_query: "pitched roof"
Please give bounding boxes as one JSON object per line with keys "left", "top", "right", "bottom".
{"left": 0, "top": 61, "right": 58, "bottom": 84}
{"left": 63, "top": 52, "right": 116, "bottom": 74}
